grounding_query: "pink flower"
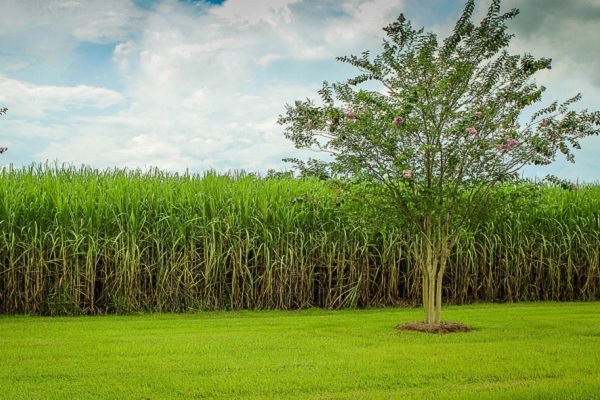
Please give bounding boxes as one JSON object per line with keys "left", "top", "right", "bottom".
{"left": 303, "top": 122, "right": 313, "bottom": 129}
{"left": 543, "top": 158, "right": 552, "bottom": 165}
{"left": 505, "top": 137, "right": 519, "bottom": 150}
{"left": 403, "top": 169, "right": 412, "bottom": 179}
{"left": 541, "top": 119, "right": 547, "bottom": 126}
{"left": 475, "top": 111, "right": 482, "bottom": 117}
{"left": 466, "top": 127, "right": 478, "bottom": 136}
{"left": 496, "top": 137, "right": 519, "bottom": 151}
{"left": 346, "top": 111, "right": 356, "bottom": 119}
{"left": 572, "top": 183, "right": 578, "bottom": 190}
{"left": 392, "top": 116, "right": 404, "bottom": 125}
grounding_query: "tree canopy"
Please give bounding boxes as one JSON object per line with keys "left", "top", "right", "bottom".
{"left": 279, "top": 0, "right": 600, "bottom": 325}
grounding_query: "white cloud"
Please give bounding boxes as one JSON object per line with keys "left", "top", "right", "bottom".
{"left": 0, "top": 0, "right": 598, "bottom": 181}
{"left": 209, "top": 0, "right": 300, "bottom": 27}
{"left": 0, "top": 0, "right": 143, "bottom": 44}
{"left": 0, "top": 76, "right": 125, "bottom": 117}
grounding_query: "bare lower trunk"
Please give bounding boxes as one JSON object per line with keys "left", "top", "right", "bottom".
{"left": 422, "top": 273, "right": 429, "bottom": 322}
{"left": 419, "top": 224, "right": 450, "bottom": 325}
{"left": 422, "top": 237, "right": 439, "bottom": 324}
{"left": 423, "top": 270, "right": 441, "bottom": 324}
{"left": 428, "top": 271, "right": 436, "bottom": 323}
{"left": 435, "top": 263, "right": 445, "bottom": 323}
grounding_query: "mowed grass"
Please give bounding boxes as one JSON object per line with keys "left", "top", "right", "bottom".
{"left": 1, "top": 302, "right": 599, "bottom": 399}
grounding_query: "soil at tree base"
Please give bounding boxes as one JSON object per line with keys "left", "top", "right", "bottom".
{"left": 395, "top": 321, "right": 472, "bottom": 334}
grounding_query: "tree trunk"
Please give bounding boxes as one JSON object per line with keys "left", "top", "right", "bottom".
{"left": 423, "top": 269, "right": 440, "bottom": 324}
{"left": 435, "top": 243, "right": 449, "bottom": 323}
{"left": 422, "top": 234, "right": 438, "bottom": 324}
{"left": 422, "top": 273, "right": 430, "bottom": 323}
{"left": 427, "top": 270, "right": 436, "bottom": 323}
{"left": 434, "top": 265, "right": 444, "bottom": 323}
{"left": 419, "top": 223, "right": 450, "bottom": 325}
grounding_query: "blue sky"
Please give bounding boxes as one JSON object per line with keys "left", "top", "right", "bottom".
{"left": 1, "top": 0, "right": 599, "bottom": 181}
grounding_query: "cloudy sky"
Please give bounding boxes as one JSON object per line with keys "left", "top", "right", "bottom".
{"left": 0, "top": 0, "right": 599, "bottom": 181}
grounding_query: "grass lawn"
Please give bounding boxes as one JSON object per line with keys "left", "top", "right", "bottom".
{"left": 1, "top": 302, "right": 599, "bottom": 399}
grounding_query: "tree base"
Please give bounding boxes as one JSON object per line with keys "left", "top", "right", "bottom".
{"left": 395, "top": 321, "right": 471, "bottom": 334}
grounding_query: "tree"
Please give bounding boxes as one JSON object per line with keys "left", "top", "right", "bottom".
{"left": 0, "top": 107, "right": 7, "bottom": 155}
{"left": 279, "top": 0, "right": 600, "bottom": 326}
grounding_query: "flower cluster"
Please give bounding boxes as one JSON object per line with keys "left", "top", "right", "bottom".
{"left": 505, "top": 137, "right": 519, "bottom": 150}
{"left": 495, "top": 137, "right": 519, "bottom": 151}
{"left": 474, "top": 111, "right": 482, "bottom": 117}
{"left": 466, "top": 127, "right": 478, "bottom": 136}
{"left": 403, "top": 169, "right": 412, "bottom": 179}
{"left": 543, "top": 158, "right": 552, "bottom": 165}
{"left": 392, "top": 116, "right": 404, "bottom": 125}
{"left": 346, "top": 111, "right": 356, "bottom": 119}
{"left": 0, "top": 147, "right": 7, "bottom": 154}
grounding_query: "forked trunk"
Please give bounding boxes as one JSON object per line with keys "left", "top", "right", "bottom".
{"left": 423, "top": 270, "right": 440, "bottom": 324}
{"left": 419, "top": 224, "right": 451, "bottom": 325}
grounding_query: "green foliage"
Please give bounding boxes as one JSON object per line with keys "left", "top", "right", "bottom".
{"left": 1, "top": 303, "right": 600, "bottom": 399}
{"left": 0, "top": 165, "right": 598, "bottom": 315}
{"left": 0, "top": 164, "right": 337, "bottom": 314}
{"left": 279, "top": 0, "right": 600, "bottom": 323}
{"left": 280, "top": 1, "right": 599, "bottom": 230}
